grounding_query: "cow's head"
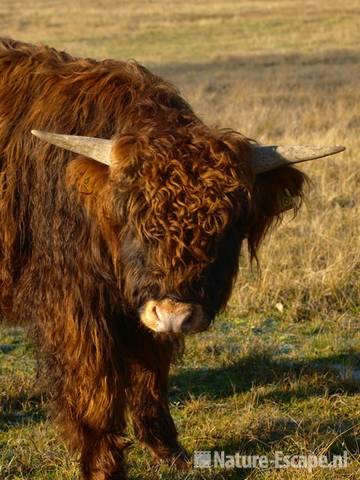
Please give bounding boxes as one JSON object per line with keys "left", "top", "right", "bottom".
{"left": 31, "top": 128, "right": 344, "bottom": 335}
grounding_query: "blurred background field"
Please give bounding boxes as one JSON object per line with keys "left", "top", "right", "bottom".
{"left": 0, "top": 1, "right": 359, "bottom": 479}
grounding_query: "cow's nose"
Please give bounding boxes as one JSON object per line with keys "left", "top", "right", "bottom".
{"left": 140, "top": 298, "right": 209, "bottom": 334}
{"left": 154, "top": 304, "right": 194, "bottom": 334}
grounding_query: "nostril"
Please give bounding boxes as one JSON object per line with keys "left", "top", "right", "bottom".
{"left": 180, "top": 311, "right": 194, "bottom": 333}
{"left": 154, "top": 305, "right": 167, "bottom": 323}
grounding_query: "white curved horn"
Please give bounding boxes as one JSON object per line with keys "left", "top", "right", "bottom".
{"left": 31, "top": 130, "right": 113, "bottom": 166}
{"left": 251, "top": 145, "right": 345, "bottom": 174}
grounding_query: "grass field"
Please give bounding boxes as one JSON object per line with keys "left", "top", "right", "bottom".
{"left": 1, "top": 1, "right": 360, "bottom": 479}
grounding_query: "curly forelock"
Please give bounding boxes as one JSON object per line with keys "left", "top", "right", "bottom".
{"left": 111, "top": 127, "right": 253, "bottom": 287}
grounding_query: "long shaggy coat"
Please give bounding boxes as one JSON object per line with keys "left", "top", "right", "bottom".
{"left": 0, "top": 38, "right": 306, "bottom": 479}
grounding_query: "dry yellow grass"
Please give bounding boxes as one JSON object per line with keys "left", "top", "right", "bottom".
{"left": 0, "top": 1, "right": 359, "bottom": 479}
{"left": 1, "top": 0, "right": 360, "bottom": 61}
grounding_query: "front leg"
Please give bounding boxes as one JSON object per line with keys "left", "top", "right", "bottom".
{"left": 54, "top": 390, "right": 129, "bottom": 480}
{"left": 80, "top": 427, "right": 129, "bottom": 480}
{"left": 50, "top": 354, "right": 129, "bottom": 479}
{"left": 125, "top": 349, "right": 189, "bottom": 467}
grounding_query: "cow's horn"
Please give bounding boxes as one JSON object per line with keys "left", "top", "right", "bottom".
{"left": 251, "top": 145, "right": 345, "bottom": 174}
{"left": 31, "top": 130, "right": 113, "bottom": 166}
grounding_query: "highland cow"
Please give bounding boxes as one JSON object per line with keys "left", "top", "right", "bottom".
{"left": 0, "top": 38, "right": 344, "bottom": 479}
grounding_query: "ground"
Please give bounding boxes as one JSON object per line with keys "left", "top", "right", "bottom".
{"left": 0, "top": 1, "right": 359, "bottom": 479}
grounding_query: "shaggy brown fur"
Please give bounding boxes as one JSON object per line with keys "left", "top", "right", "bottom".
{"left": 0, "top": 38, "right": 307, "bottom": 479}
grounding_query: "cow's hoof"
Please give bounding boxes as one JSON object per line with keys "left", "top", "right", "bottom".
{"left": 172, "top": 448, "right": 191, "bottom": 469}
{"left": 153, "top": 447, "right": 191, "bottom": 469}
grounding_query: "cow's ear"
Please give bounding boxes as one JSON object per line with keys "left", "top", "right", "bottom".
{"left": 65, "top": 158, "right": 109, "bottom": 196}
{"left": 109, "top": 133, "right": 146, "bottom": 182}
{"left": 246, "top": 166, "right": 309, "bottom": 260}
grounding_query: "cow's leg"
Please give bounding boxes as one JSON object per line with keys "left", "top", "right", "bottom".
{"left": 79, "top": 427, "right": 129, "bottom": 480}
{"left": 53, "top": 371, "right": 129, "bottom": 480}
{"left": 126, "top": 355, "right": 189, "bottom": 467}
{"left": 55, "top": 403, "right": 129, "bottom": 480}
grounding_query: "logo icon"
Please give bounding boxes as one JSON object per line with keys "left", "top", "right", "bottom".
{"left": 193, "top": 451, "right": 212, "bottom": 468}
